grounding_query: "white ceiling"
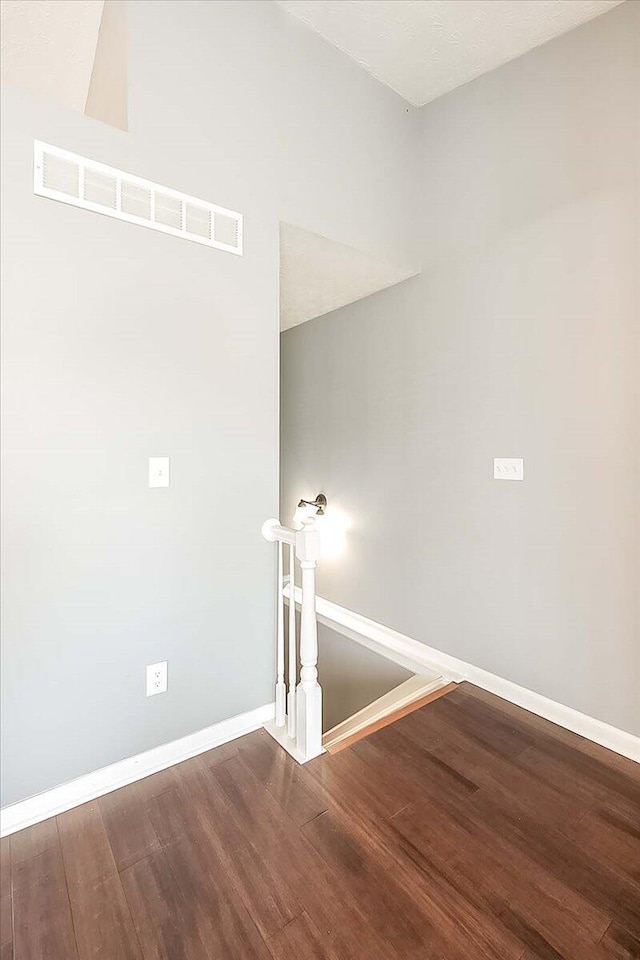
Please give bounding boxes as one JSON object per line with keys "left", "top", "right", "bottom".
{"left": 276, "top": 0, "right": 625, "bottom": 107}
{"left": 280, "top": 223, "right": 417, "bottom": 331}
{"left": 1, "top": 0, "right": 104, "bottom": 112}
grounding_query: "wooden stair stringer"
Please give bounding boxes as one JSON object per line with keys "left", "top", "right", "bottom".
{"left": 322, "top": 676, "right": 457, "bottom": 754}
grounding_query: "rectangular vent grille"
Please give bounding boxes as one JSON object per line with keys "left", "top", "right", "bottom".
{"left": 34, "top": 141, "right": 243, "bottom": 256}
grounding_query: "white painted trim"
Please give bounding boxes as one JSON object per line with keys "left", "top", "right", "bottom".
{"left": 322, "top": 674, "right": 447, "bottom": 750}
{"left": 284, "top": 583, "right": 466, "bottom": 680}
{"left": 0, "top": 702, "right": 275, "bottom": 837}
{"left": 264, "top": 718, "right": 325, "bottom": 764}
{"left": 286, "top": 586, "right": 640, "bottom": 765}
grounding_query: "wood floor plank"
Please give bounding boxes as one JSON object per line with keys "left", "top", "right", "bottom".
{"left": 58, "top": 802, "right": 142, "bottom": 960}
{"left": 351, "top": 720, "right": 480, "bottom": 807}
{"left": 0, "top": 918, "right": 9, "bottom": 955}
{"left": 120, "top": 850, "right": 212, "bottom": 960}
{"left": 393, "top": 694, "right": 526, "bottom": 779}
{"left": 10, "top": 818, "right": 58, "bottom": 866}
{"left": 516, "top": 741, "right": 640, "bottom": 822}
{"left": 222, "top": 749, "right": 510, "bottom": 959}
{"left": 168, "top": 757, "right": 302, "bottom": 940}
{"left": 161, "top": 836, "right": 272, "bottom": 960}
{"left": 599, "top": 921, "right": 640, "bottom": 959}
{"left": 99, "top": 783, "right": 160, "bottom": 872}
{"left": 70, "top": 875, "right": 142, "bottom": 960}
{"left": 267, "top": 912, "right": 341, "bottom": 960}
{"left": 303, "top": 806, "right": 523, "bottom": 960}
{"left": 58, "top": 802, "right": 120, "bottom": 887}
{"left": 12, "top": 837, "right": 78, "bottom": 960}
{"left": 302, "top": 742, "right": 408, "bottom": 827}
{"left": 494, "top": 905, "right": 613, "bottom": 960}
{"left": 464, "top": 784, "right": 640, "bottom": 940}
{"left": 568, "top": 805, "right": 640, "bottom": 882}
{"left": 422, "top": 687, "right": 536, "bottom": 760}
{"left": 457, "top": 685, "right": 640, "bottom": 781}
{"left": 144, "top": 788, "right": 192, "bottom": 847}
{"left": 209, "top": 755, "right": 294, "bottom": 848}
{"left": 394, "top": 704, "right": 594, "bottom": 831}
{"left": 388, "top": 792, "right": 611, "bottom": 939}
{"left": 128, "top": 766, "right": 177, "bottom": 805}
{"left": 0, "top": 838, "right": 11, "bottom": 948}
{"left": 196, "top": 738, "right": 241, "bottom": 769}
{"left": 237, "top": 728, "right": 329, "bottom": 826}
{"left": 387, "top": 799, "right": 611, "bottom": 959}
{"left": 218, "top": 752, "right": 407, "bottom": 960}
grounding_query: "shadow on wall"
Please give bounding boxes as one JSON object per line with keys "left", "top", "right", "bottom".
{"left": 316, "top": 621, "right": 412, "bottom": 731}
{"left": 285, "top": 610, "right": 411, "bottom": 731}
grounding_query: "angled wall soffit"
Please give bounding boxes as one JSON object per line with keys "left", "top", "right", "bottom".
{"left": 1, "top": 0, "right": 104, "bottom": 112}
{"left": 280, "top": 222, "right": 418, "bottom": 331}
{"left": 1, "top": 0, "right": 127, "bottom": 129}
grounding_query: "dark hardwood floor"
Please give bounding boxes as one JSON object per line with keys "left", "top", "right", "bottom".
{"left": 2, "top": 682, "right": 639, "bottom": 959}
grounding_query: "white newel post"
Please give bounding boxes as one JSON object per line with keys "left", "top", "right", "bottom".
{"left": 295, "top": 517, "right": 323, "bottom": 760}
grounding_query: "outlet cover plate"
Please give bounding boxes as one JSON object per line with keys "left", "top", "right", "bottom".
{"left": 494, "top": 458, "right": 524, "bottom": 481}
{"left": 149, "top": 457, "right": 170, "bottom": 488}
{"left": 146, "top": 660, "right": 168, "bottom": 696}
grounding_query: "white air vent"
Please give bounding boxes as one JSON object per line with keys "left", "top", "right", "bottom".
{"left": 155, "top": 192, "right": 182, "bottom": 230}
{"left": 84, "top": 168, "right": 117, "bottom": 209}
{"left": 186, "top": 203, "right": 211, "bottom": 240}
{"left": 42, "top": 152, "right": 79, "bottom": 197}
{"left": 34, "top": 141, "right": 243, "bottom": 255}
{"left": 121, "top": 181, "right": 151, "bottom": 220}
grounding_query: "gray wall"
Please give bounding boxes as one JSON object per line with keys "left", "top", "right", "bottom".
{"left": 0, "top": 0, "right": 418, "bottom": 806}
{"left": 287, "top": 612, "right": 412, "bottom": 731}
{"left": 318, "top": 623, "right": 412, "bottom": 731}
{"left": 282, "top": 3, "right": 640, "bottom": 737}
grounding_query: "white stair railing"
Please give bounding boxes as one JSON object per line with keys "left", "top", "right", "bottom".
{"left": 275, "top": 540, "right": 286, "bottom": 727}
{"left": 261, "top": 509, "right": 323, "bottom": 763}
{"left": 287, "top": 541, "right": 297, "bottom": 741}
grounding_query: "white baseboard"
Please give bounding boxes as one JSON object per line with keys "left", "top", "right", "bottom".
{"left": 286, "top": 585, "right": 640, "bottom": 765}
{"left": 0, "top": 701, "right": 275, "bottom": 838}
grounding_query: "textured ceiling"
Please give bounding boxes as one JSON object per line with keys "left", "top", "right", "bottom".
{"left": 276, "top": 0, "right": 626, "bottom": 106}
{"left": 1, "top": 0, "right": 104, "bottom": 112}
{"left": 280, "top": 223, "right": 417, "bottom": 331}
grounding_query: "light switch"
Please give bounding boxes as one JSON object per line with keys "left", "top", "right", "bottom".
{"left": 494, "top": 458, "right": 524, "bottom": 481}
{"left": 149, "top": 456, "right": 170, "bottom": 488}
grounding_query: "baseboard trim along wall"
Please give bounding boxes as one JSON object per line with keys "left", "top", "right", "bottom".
{"left": 285, "top": 585, "right": 640, "bottom": 765}
{"left": 4, "top": 595, "right": 638, "bottom": 838}
{"left": 0, "top": 701, "right": 275, "bottom": 838}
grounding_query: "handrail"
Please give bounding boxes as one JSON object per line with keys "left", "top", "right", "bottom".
{"left": 261, "top": 518, "right": 296, "bottom": 546}
{"left": 283, "top": 582, "right": 464, "bottom": 681}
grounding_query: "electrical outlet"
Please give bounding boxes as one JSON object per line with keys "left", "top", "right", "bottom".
{"left": 149, "top": 457, "right": 170, "bottom": 488}
{"left": 146, "top": 660, "right": 168, "bottom": 697}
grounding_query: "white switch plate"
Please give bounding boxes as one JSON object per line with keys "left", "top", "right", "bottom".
{"left": 494, "top": 458, "right": 524, "bottom": 481}
{"left": 149, "top": 456, "right": 170, "bottom": 488}
{"left": 146, "top": 660, "right": 168, "bottom": 696}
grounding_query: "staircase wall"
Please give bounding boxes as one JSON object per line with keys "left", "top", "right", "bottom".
{"left": 281, "top": 2, "right": 640, "bottom": 738}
